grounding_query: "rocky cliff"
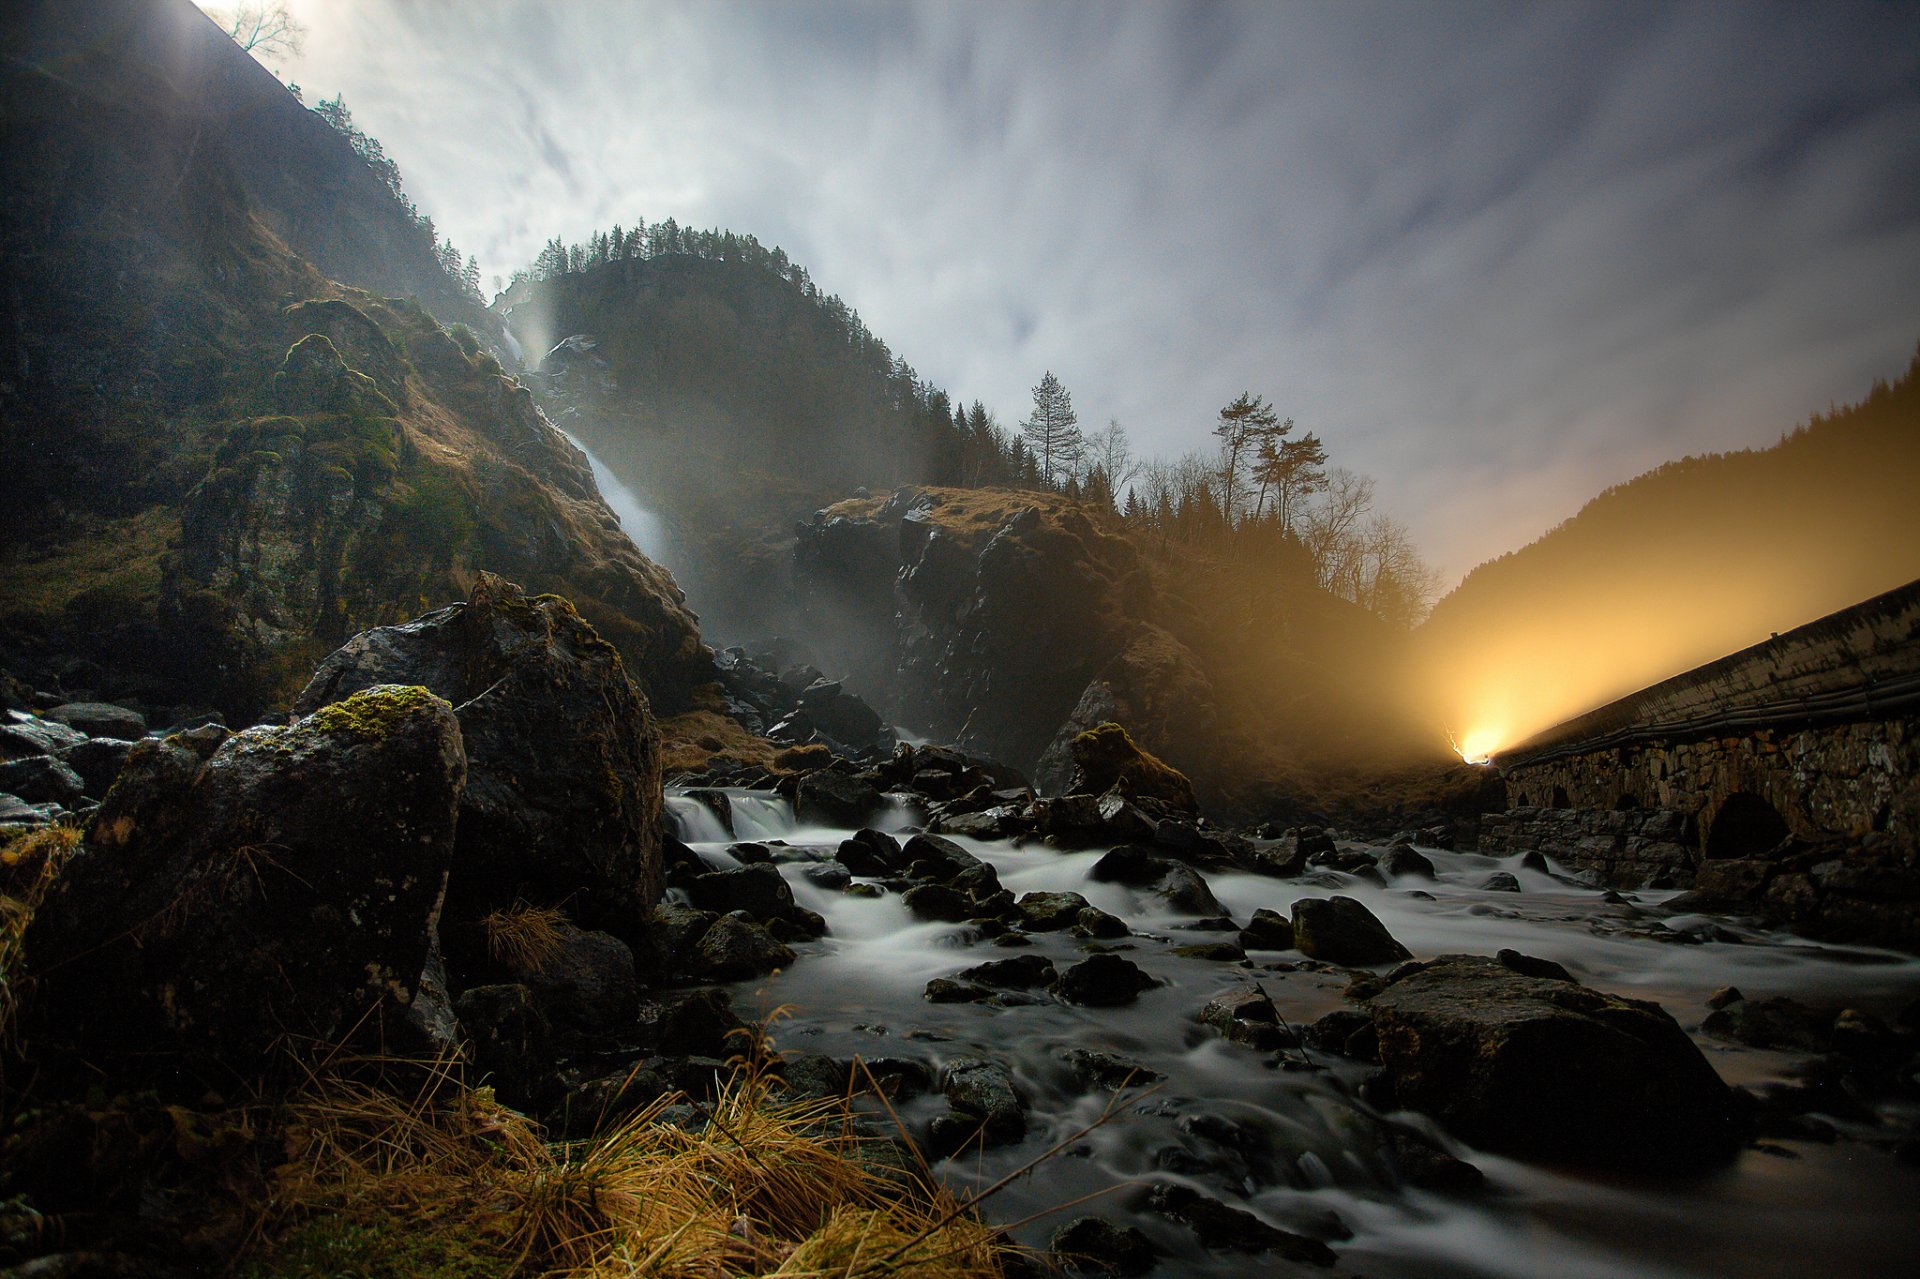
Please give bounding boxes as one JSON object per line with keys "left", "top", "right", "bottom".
{"left": 0, "top": 0, "right": 708, "bottom": 721}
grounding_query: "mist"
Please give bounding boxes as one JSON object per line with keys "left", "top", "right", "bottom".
{"left": 1411, "top": 358, "right": 1920, "bottom": 758}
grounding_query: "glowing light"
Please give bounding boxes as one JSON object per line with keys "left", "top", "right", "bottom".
{"left": 1451, "top": 727, "right": 1503, "bottom": 765}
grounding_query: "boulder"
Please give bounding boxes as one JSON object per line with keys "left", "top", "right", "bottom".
{"left": 1363, "top": 954, "right": 1744, "bottom": 1171}
{"left": 24, "top": 685, "right": 465, "bottom": 1065}
{"left": 1378, "top": 845, "right": 1436, "bottom": 880}
{"left": 1479, "top": 871, "right": 1521, "bottom": 893}
{"left": 0, "top": 755, "right": 85, "bottom": 807}
{"left": 1142, "top": 1183, "right": 1335, "bottom": 1264}
{"left": 1064, "top": 722, "right": 1198, "bottom": 814}
{"left": 1063, "top": 1048, "right": 1165, "bottom": 1092}
{"left": 958, "top": 954, "right": 1058, "bottom": 989}
{"left": 1050, "top": 1216, "right": 1158, "bottom": 1276}
{"left": 455, "top": 983, "right": 552, "bottom": 1107}
{"left": 293, "top": 575, "right": 663, "bottom": 954}
{"left": 1238, "top": 908, "right": 1294, "bottom": 951}
{"left": 60, "top": 737, "right": 134, "bottom": 797}
{"left": 43, "top": 701, "right": 147, "bottom": 740}
{"left": 940, "top": 1057, "right": 1027, "bottom": 1143}
{"left": 794, "top": 770, "right": 885, "bottom": 827}
{"left": 1018, "top": 890, "right": 1093, "bottom": 931}
{"left": 685, "top": 862, "right": 798, "bottom": 923}
{"left": 836, "top": 828, "right": 902, "bottom": 876}
{"left": 499, "top": 924, "right": 639, "bottom": 1036}
{"left": 1089, "top": 844, "right": 1224, "bottom": 915}
{"left": 649, "top": 902, "right": 719, "bottom": 969}
{"left": 693, "top": 912, "right": 796, "bottom": 981}
{"left": 1199, "top": 985, "right": 1293, "bottom": 1051}
{"left": 1290, "top": 896, "right": 1412, "bottom": 967}
{"left": 1, "top": 713, "right": 87, "bottom": 760}
{"left": 1057, "top": 954, "right": 1158, "bottom": 1006}
{"left": 653, "top": 988, "right": 746, "bottom": 1058}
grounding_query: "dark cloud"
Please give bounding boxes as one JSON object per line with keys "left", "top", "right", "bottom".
{"left": 277, "top": 0, "right": 1920, "bottom": 583}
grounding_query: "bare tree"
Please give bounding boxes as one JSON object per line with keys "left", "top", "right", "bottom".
{"left": 1083, "top": 418, "right": 1137, "bottom": 489}
{"left": 1302, "top": 467, "right": 1375, "bottom": 593}
{"left": 210, "top": 3, "right": 307, "bottom": 63}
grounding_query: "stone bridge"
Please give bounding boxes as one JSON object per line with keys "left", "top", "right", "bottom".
{"left": 1479, "top": 579, "right": 1920, "bottom": 948}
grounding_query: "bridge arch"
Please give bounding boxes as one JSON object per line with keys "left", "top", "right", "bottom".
{"left": 1704, "top": 791, "right": 1790, "bottom": 860}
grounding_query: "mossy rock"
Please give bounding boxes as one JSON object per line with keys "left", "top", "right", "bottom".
{"left": 1067, "top": 721, "right": 1197, "bottom": 814}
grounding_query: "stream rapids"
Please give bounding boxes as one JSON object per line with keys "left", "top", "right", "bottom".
{"left": 665, "top": 789, "right": 1920, "bottom": 1279}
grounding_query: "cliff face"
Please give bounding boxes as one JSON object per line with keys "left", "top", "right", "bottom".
{"left": 0, "top": 0, "right": 708, "bottom": 719}
{"left": 795, "top": 488, "right": 1172, "bottom": 776}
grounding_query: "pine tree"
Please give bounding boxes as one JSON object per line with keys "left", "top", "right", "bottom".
{"left": 1213, "top": 392, "right": 1279, "bottom": 526}
{"left": 1022, "top": 370, "right": 1081, "bottom": 489}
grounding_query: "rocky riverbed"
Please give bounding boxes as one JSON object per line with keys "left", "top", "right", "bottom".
{"left": 665, "top": 786, "right": 1920, "bottom": 1279}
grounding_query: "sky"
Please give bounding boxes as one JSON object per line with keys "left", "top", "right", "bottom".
{"left": 219, "top": 0, "right": 1920, "bottom": 587}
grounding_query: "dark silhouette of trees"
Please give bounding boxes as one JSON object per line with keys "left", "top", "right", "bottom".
{"left": 1213, "top": 392, "right": 1279, "bottom": 524}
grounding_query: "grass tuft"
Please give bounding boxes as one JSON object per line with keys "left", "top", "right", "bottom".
{"left": 480, "top": 902, "right": 569, "bottom": 974}
{"left": 0, "top": 824, "right": 82, "bottom": 1046}
{"left": 249, "top": 1041, "right": 1016, "bottom": 1279}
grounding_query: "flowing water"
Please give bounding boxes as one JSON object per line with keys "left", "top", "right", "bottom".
{"left": 666, "top": 790, "right": 1920, "bottom": 1278}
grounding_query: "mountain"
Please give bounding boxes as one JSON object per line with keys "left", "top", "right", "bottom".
{"left": 0, "top": 0, "right": 706, "bottom": 720}
{"left": 1415, "top": 349, "right": 1920, "bottom": 758}
{"left": 499, "top": 246, "right": 1011, "bottom": 640}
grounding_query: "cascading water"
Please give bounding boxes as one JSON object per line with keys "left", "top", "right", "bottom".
{"left": 666, "top": 787, "right": 1920, "bottom": 1279}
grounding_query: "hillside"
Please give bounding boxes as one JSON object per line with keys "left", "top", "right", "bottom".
{"left": 0, "top": 0, "right": 707, "bottom": 719}
{"left": 501, "top": 247, "right": 1012, "bottom": 639}
{"left": 1415, "top": 349, "right": 1920, "bottom": 757}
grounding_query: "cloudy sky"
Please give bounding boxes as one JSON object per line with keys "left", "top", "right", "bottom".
{"left": 235, "top": 0, "right": 1920, "bottom": 585}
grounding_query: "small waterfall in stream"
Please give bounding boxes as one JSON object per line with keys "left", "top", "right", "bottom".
{"left": 664, "top": 786, "right": 1920, "bottom": 1279}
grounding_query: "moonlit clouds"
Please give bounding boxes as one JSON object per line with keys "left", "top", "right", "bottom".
{"left": 269, "top": 0, "right": 1920, "bottom": 584}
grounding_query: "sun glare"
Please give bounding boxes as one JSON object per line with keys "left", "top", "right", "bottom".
{"left": 1452, "top": 726, "right": 1503, "bottom": 765}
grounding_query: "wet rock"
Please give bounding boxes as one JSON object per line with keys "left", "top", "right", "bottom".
{"left": 1701, "top": 996, "right": 1831, "bottom": 1052}
{"left": 1706, "top": 985, "right": 1744, "bottom": 1010}
{"left": 59, "top": 736, "right": 134, "bottom": 797}
{"left": 694, "top": 912, "right": 796, "bottom": 980}
{"left": 0, "top": 794, "right": 62, "bottom": 826}
{"left": 1050, "top": 1216, "right": 1158, "bottom": 1276}
{"left": 800, "top": 860, "right": 852, "bottom": 891}
{"left": 501, "top": 924, "right": 640, "bottom": 1036}
{"left": 1479, "top": 871, "right": 1522, "bottom": 893}
{"left": 1830, "top": 1008, "right": 1898, "bottom": 1064}
{"left": 933, "top": 808, "right": 1015, "bottom": 839}
{"left": 552, "top": 1063, "right": 674, "bottom": 1137}
{"left": 1018, "top": 890, "right": 1094, "bottom": 931}
{"left": 0, "top": 754, "right": 85, "bottom": 807}
{"left": 797, "top": 678, "right": 885, "bottom": 748}
{"left": 686, "top": 862, "right": 798, "bottom": 923}
{"left": 902, "top": 832, "right": 985, "bottom": 881}
{"left": 1385, "top": 1129, "right": 1484, "bottom": 1192}
{"left": 455, "top": 983, "right": 552, "bottom": 1107}
{"left": 44, "top": 701, "right": 147, "bottom": 739}
{"left": 26, "top": 686, "right": 465, "bottom": 1066}
{"left": 1378, "top": 845, "right": 1436, "bottom": 880}
{"left": 1075, "top": 906, "right": 1131, "bottom": 939}
{"left": 1172, "top": 941, "right": 1246, "bottom": 962}
{"left": 1496, "top": 948, "right": 1574, "bottom": 983}
{"left": 1238, "top": 908, "right": 1294, "bottom": 951}
{"left": 960, "top": 954, "right": 1058, "bottom": 989}
{"left": 0, "top": 713, "right": 87, "bottom": 759}
{"left": 925, "top": 977, "right": 996, "bottom": 1004}
{"left": 1200, "top": 985, "right": 1293, "bottom": 1051}
{"left": 1142, "top": 1183, "right": 1335, "bottom": 1264}
{"left": 1064, "top": 1048, "right": 1165, "bottom": 1092}
{"left": 653, "top": 988, "right": 746, "bottom": 1058}
{"left": 650, "top": 903, "right": 719, "bottom": 970}
{"left": 794, "top": 770, "right": 885, "bottom": 827}
{"left": 1290, "top": 896, "right": 1413, "bottom": 967}
{"left": 1057, "top": 954, "right": 1158, "bottom": 1006}
{"left": 1039, "top": 792, "right": 1107, "bottom": 845}
{"left": 836, "top": 828, "right": 902, "bottom": 876}
{"left": 1090, "top": 844, "right": 1224, "bottom": 915}
{"left": 1305, "top": 1009, "right": 1378, "bottom": 1061}
{"left": 294, "top": 575, "right": 663, "bottom": 952}
{"left": 903, "top": 884, "right": 972, "bottom": 921}
{"left": 1066, "top": 722, "right": 1199, "bottom": 815}
{"left": 940, "top": 1057, "right": 1027, "bottom": 1144}
{"left": 1364, "top": 954, "right": 1744, "bottom": 1171}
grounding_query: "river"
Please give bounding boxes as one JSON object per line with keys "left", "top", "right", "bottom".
{"left": 665, "top": 789, "right": 1920, "bottom": 1279}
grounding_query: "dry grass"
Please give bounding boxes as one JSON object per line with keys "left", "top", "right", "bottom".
{"left": 258, "top": 1040, "right": 1015, "bottom": 1279}
{"left": 0, "top": 824, "right": 82, "bottom": 1045}
{"left": 481, "top": 902, "right": 570, "bottom": 974}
